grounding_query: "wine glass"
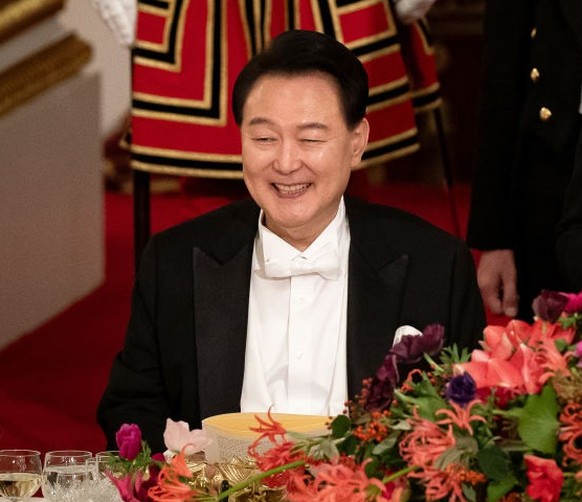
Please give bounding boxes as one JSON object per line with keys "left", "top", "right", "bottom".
{"left": 86, "top": 452, "right": 122, "bottom": 502}
{"left": 42, "top": 450, "right": 92, "bottom": 501}
{"left": 0, "top": 449, "right": 42, "bottom": 501}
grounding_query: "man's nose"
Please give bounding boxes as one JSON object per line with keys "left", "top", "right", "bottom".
{"left": 273, "top": 140, "right": 301, "bottom": 173}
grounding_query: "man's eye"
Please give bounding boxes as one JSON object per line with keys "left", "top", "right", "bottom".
{"left": 254, "top": 137, "right": 275, "bottom": 143}
{"left": 300, "top": 138, "right": 323, "bottom": 144}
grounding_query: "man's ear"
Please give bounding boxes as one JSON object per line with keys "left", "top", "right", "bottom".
{"left": 350, "top": 118, "right": 370, "bottom": 168}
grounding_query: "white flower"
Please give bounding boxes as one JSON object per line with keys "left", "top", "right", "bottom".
{"left": 163, "top": 419, "right": 212, "bottom": 456}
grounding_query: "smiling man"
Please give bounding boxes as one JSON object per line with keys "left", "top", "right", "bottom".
{"left": 98, "top": 30, "right": 485, "bottom": 453}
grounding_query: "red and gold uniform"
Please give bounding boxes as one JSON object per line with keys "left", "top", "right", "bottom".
{"left": 130, "top": 0, "right": 440, "bottom": 178}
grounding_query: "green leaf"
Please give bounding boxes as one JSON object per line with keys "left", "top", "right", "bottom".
{"left": 487, "top": 475, "right": 518, "bottom": 502}
{"left": 554, "top": 338, "right": 568, "bottom": 352}
{"left": 330, "top": 414, "right": 351, "bottom": 438}
{"left": 318, "top": 438, "right": 339, "bottom": 460}
{"left": 415, "top": 396, "right": 448, "bottom": 421}
{"left": 477, "top": 446, "right": 512, "bottom": 482}
{"left": 337, "top": 434, "right": 358, "bottom": 456}
{"left": 372, "top": 434, "right": 398, "bottom": 455}
{"left": 391, "top": 419, "right": 412, "bottom": 431}
{"left": 518, "top": 385, "right": 559, "bottom": 454}
{"left": 409, "top": 378, "right": 448, "bottom": 420}
{"left": 434, "top": 447, "right": 464, "bottom": 469}
{"left": 462, "top": 483, "right": 477, "bottom": 502}
{"left": 434, "top": 436, "right": 478, "bottom": 469}
{"left": 364, "top": 457, "right": 379, "bottom": 477}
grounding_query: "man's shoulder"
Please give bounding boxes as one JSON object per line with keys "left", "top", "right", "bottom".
{"left": 347, "top": 197, "right": 463, "bottom": 248}
{"left": 152, "top": 198, "right": 259, "bottom": 249}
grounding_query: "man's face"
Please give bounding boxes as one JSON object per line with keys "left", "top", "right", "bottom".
{"left": 240, "top": 72, "right": 369, "bottom": 249}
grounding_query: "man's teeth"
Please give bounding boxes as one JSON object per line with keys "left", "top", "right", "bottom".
{"left": 274, "top": 183, "right": 311, "bottom": 194}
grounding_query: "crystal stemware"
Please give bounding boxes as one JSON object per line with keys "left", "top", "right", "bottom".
{"left": 42, "top": 450, "right": 92, "bottom": 502}
{"left": 0, "top": 450, "right": 42, "bottom": 501}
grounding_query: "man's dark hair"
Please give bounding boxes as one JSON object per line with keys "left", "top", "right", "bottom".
{"left": 232, "top": 30, "right": 368, "bottom": 129}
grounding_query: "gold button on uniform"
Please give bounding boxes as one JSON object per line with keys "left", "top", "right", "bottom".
{"left": 531, "top": 27, "right": 537, "bottom": 39}
{"left": 539, "top": 107, "right": 552, "bottom": 121}
{"left": 530, "top": 68, "right": 540, "bottom": 82}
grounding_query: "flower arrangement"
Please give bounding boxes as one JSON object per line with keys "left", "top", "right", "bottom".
{"left": 104, "top": 420, "right": 211, "bottom": 502}
{"left": 106, "top": 423, "right": 165, "bottom": 501}
{"left": 110, "top": 290, "right": 582, "bottom": 502}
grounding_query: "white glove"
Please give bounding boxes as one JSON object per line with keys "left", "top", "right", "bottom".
{"left": 393, "top": 0, "right": 437, "bottom": 24}
{"left": 88, "top": 0, "right": 136, "bottom": 46}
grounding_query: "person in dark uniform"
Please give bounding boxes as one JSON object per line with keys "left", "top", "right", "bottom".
{"left": 557, "top": 131, "right": 582, "bottom": 292}
{"left": 467, "top": 0, "right": 582, "bottom": 319}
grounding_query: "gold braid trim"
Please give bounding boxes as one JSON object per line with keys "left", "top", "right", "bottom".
{"left": 0, "top": 34, "right": 92, "bottom": 118}
{"left": 0, "top": 0, "right": 65, "bottom": 43}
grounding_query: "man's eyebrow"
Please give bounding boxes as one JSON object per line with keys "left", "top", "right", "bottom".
{"left": 246, "top": 117, "right": 330, "bottom": 131}
{"left": 297, "top": 122, "right": 329, "bottom": 131}
{"left": 247, "top": 117, "right": 273, "bottom": 127}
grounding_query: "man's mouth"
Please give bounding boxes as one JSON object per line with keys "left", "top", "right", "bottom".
{"left": 272, "top": 183, "right": 312, "bottom": 196}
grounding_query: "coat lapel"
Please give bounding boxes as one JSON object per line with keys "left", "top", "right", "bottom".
{"left": 345, "top": 198, "right": 409, "bottom": 397}
{"left": 192, "top": 201, "right": 259, "bottom": 420}
{"left": 191, "top": 198, "right": 409, "bottom": 411}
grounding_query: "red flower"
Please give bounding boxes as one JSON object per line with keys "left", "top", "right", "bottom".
{"left": 423, "top": 463, "right": 486, "bottom": 502}
{"left": 399, "top": 408, "right": 456, "bottom": 470}
{"left": 108, "top": 474, "right": 136, "bottom": 502}
{"left": 148, "top": 450, "right": 198, "bottom": 501}
{"left": 524, "top": 455, "right": 563, "bottom": 502}
{"left": 436, "top": 400, "right": 487, "bottom": 436}
{"left": 251, "top": 441, "right": 306, "bottom": 488}
{"left": 134, "top": 463, "right": 161, "bottom": 501}
{"left": 559, "top": 402, "right": 582, "bottom": 465}
{"left": 248, "top": 409, "right": 287, "bottom": 457}
{"left": 287, "top": 461, "right": 389, "bottom": 502}
{"left": 116, "top": 423, "right": 143, "bottom": 461}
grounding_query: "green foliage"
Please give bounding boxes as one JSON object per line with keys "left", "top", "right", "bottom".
{"left": 486, "top": 475, "right": 518, "bottom": 502}
{"left": 330, "top": 414, "right": 351, "bottom": 438}
{"left": 372, "top": 433, "right": 399, "bottom": 456}
{"left": 394, "top": 375, "right": 447, "bottom": 421}
{"left": 434, "top": 436, "right": 479, "bottom": 470}
{"left": 504, "top": 385, "right": 559, "bottom": 454}
{"left": 477, "top": 446, "right": 512, "bottom": 482}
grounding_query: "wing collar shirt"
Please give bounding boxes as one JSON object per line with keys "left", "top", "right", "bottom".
{"left": 240, "top": 198, "right": 350, "bottom": 416}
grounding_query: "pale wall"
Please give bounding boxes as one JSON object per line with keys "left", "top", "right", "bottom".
{"left": 59, "top": 1, "right": 131, "bottom": 136}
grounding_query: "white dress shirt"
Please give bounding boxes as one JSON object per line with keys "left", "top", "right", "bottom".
{"left": 240, "top": 199, "right": 350, "bottom": 416}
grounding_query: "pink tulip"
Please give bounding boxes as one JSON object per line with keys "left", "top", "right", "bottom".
{"left": 116, "top": 423, "right": 142, "bottom": 461}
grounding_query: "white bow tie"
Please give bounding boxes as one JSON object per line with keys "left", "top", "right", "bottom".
{"left": 263, "top": 243, "right": 341, "bottom": 280}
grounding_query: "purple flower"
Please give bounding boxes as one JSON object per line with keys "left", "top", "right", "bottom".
{"left": 390, "top": 324, "right": 444, "bottom": 364}
{"left": 116, "top": 423, "right": 142, "bottom": 461}
{"left": 445, "top": 373, "right": 476, "bottom": 407}
{"left": 366, "top": 354, "right": 399, "bottom": 411}
{"left": 532, "top": 290, "right": 569, "bottom": 323}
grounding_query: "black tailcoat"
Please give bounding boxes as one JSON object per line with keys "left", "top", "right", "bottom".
{"left": 98, "top": 197, "right": 485, "bottom": 452}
